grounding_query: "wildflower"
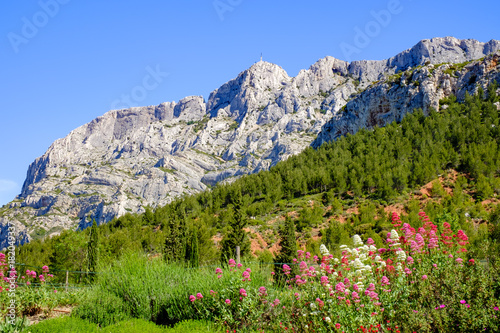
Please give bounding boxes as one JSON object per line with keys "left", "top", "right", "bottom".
{"left": 353, "top": 235, "right": 363, "bottom": 247}
{"left": 242, "top": 270, "right": 251, "bottom": 281}
{"left": 335, "top": 323, "right": 341, "bottom": 329}
{"left": 325, "top": 316, "right": 331, "bottom": 323}
{"left": 460, "top": 300, "right": 466, "bottom": 304}
{"left": 456, "top": 258, "right": 463, "bottom": 264}
{"left": 53, "top": 290, "right": 57, "bottom": 293}
{"left": 469, "top": 259, "right": 475, "bottom": 265}
{"left": 494, "top": 307, "right": 499, "bottom": 311}
{"left": 228, "top": 259, "right": 236, "bottom": 267}
{"left": 189, "top": 295, "right": 196, "bottom": 302}
{"left": 283, "top": 264, "right": 291, "bottom": 275}
{"left": 422, "top": 275, "right": 428, "bottom": 280}
{"left": 407, "top": 256, "right": 414, "bottom": 265}
{"left": 196, "top": 293, "right": 203, "bottom": 300}
{"left": 225, "top": 299, "right": 231, "bottom": 305}
{"left": 273, "top": 298, "right": 280, "bottom": 306}
{"left": 367, "top": 238, "right": 375, "bottom": 245}
{"left": 237, "top": 263, "right": 243, "bottom": 268}
{"left": 215, "top": 267, "right": 223, "bottom": 275}
{"left": 320, "top": 244, "right": 330, "bottom": 256}
{"left": 239, "top": 288, "right": 247, "bottom": 297}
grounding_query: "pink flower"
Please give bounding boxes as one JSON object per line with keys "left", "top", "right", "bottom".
{"left": 42, "top": 265, "right": 49, "bottom": 273}
{"left": 422, "top": 275, "right": 428, "bottom": 280}
{"left": 273, "top": 298, "right": 280, "bottom": 306}
{"left": 335, "top": 323, "right": 341, "bottom": 329}
{"left": 225, "top": 299, "right": 231, "bottom": 305}
{"left": 283, "top": 264, "right": 291, "bottom": 275}
{"left": 215, "top": 267, "right": 223, "bottom": 274}
{"left": 494, "top": 306, "right": 499, "bottom": 311}
{"left": 465, "top": 304, "right": 470, "bottom": 308}
{"left": 26, "top": 281, "right": 31, "bottom": 286}
{"left": 367, "top": 238, "right": 374, "bottom": 245}
{"left": 242, "top": 270, "right": 251, "bottom": 281}
{"left": 239, "top": 288, "right": 247, "bottom": 297}
{"left": 189, "top": 295, "right": 196, "bottom": 302}
{"left": 53, "top": 290, "right": 57, "bottom": 293}
{"left": 228, "top": 259, "right": 236, "bottom": 267}
{"left": 196, "top": 293, "right": 203, "bottom": 300}
{"left": 381, "top": 276, "right": 390, "bottom": 286}
{"left": 237, "top": 263, "right": 243, "bottom": 268}
{"left": 460, "top": 300, "right": 466, "bottom": 304}
{"left": 456, "top": 258, "right": 464, "bottom": 264}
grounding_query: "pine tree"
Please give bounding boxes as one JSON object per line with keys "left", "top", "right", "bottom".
{"left": 186, "top": 228, "right": 199, "bottom": 268}
{"left": 220, "top": 191, "right": 250, "bottom": 262}
{"left": 274, "top": 215, "right": 297, "bottom": 285}
{"left": 87, "top": 219, "right": 99, "bottom": 283}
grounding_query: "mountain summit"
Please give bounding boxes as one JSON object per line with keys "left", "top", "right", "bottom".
{"left": 1, "top": 37, "right": 499, "bottom": 245}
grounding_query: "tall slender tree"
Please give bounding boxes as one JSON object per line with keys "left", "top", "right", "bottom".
{"left": 274, "top": 215, "right": 297, "bottom": 285}
{"left": 87, "top": 219, "right": 99, "bottom": 283}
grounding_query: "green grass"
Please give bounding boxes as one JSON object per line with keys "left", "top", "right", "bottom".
{"left": 24, "top": 317, "right": 219, "bottom": 332}
{"left": 72, "top": 252, "right": 274, "bottom": 327}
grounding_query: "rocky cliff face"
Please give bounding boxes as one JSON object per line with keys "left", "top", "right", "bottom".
{"left": 1, "top": 37, "right": 499, "bottom": 246}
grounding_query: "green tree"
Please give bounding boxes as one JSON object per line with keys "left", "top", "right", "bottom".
{"left": 274, "top": 215, "right": 298, "bottom": 284}
{"left": 220, "top": 191, "right": 250, "bottom": 262}
{"left": 87, "top": 220, "right": 99, "bottom": 283}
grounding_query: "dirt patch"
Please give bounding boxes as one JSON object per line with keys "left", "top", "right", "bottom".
{"left": 25, "top": 305, "right": 74, "bottom": 326}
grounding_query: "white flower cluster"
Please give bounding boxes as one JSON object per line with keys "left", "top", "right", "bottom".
{"left": 390, "top": 229, "right": 401, "bottom": 247}
{"left": 320, "top": 244, "right": 330, "bottom": 257}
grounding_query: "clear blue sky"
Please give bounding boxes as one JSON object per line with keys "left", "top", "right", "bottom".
{"left": 1, "top": 0, "right": 499, "bottom": 206}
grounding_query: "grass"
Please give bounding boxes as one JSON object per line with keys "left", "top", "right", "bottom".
{"left": 72, "top": 252, "right": 274, "bottom": 327}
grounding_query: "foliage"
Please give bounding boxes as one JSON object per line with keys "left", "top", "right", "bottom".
{"left": 87, "top": 220, "right": 99, "bottom": 283}
{"left": 189, "top": 212, "right": 500, "bottom": 332}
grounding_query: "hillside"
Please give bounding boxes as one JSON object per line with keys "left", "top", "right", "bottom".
{"left": 16, "top": 90, "right": 500, "bottom": 274}
{"left": 1, "top": 37, "right": 500, "bottom": 246}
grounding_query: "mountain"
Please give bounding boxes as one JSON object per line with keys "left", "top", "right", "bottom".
{"left": 1, "top": 37, "right": 499, "bottom": 246}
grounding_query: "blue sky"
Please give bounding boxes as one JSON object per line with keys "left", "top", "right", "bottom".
{"left": 1, "top": 0, "right": 499, "bottom": 206}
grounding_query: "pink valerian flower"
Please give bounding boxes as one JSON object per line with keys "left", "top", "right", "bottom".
{"left": 367, "top": 238, "right": 375, "bottom": 245}
{"left": 335, "top": 323, "right": 341, "bottom": 329}
{"left": 210, "top": 290, "right": 217, "bottom": 295}
{"left": 283, "top": 264, "right": 291, "bottom": 275}
{"left": 258, "top": 287, "right": 268, "bottom": 297}
{"left": 320, "top": 276, "right": 329, "bottom": 286}
{"left": 335, "top": 282, "right": 346, "bottom": 293}
{"left": 422, "top": 275, "right": 428, "bottom": 280}
{"left": 242, "top": 270, "right": 251, "bottom": 282}
{"left": 456, "top": 258, "right": 464, "bottom": 264}
{"left": 225, "top": 299, "right": 231, "bottom": 305}
{"left": 353, "top": 283, "right": 360, "bottom": 291}
{"left": 469, "top": 259, "right": 475, "bottom": 265}
{"left": 239, "top": 288, "right": 247, "bottom": 297}
{"left": 237, "top": 263, "right": 243, "bottom": 268}
{"left": 189, "top": 295, "right": 196, "bottom": 302}
{"left": 299, "top": 261, "right": 308, "bottom": 273}
{"left": 404, "top": 268, "right": 412, "bottom": 275}
{"left": 351, "top": 291, "right": 360, "bottom": 299}
{"left": 316, "top": 297, "right": 324, "bottom": 309}
{"left": 196, "top": 293, "right": 203, "bottom": 300}
{"left": 494, "top": 306, "right": 499, "bottom": 311}
{"left": 228, "top": 259, "right": 236, "bottom": 268}
{"left": 273, "top": 298, "right": 280, "bottom": 306}
{"left": 42, "top": 265, "right": 49, "bottom": 273}
{"left": 407, "top": 256, "right": 414, "bottom": 265}
{"left": 460, "top": 300, "right": 467, "bottom": 304}
{"left": 39, "top": 275, "right": 45, "bottom": 282}
{"left": 215, "top": 267, "right": 223, "bottom": 275}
